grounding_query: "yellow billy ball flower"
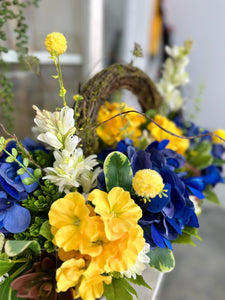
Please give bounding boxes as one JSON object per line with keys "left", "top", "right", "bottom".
{"left": 212, "top": 129, "right": 225, "bottom": 144}
{"left": 132, "top": 169, "right": 164, "bottom": 198}
{"left": 45, "top": 32, "right": 67, "bottom": 56}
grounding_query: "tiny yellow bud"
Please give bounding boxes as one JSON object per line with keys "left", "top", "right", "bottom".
{"left": 212, "top": 129, "right": 225, "bottom": 144}
{"left": 73, "top": 94, "right": 84, "bottom": 102}
{"left": 45, "top": 32, "right": 67, "bottom": 56}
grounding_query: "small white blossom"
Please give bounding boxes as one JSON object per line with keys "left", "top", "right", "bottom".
{"left": 0, "top": 273, "right": 8, "bottom": 283}
{"left": 43, "top": 135, "right": 100, "bottom": 193}
{"left": 33, "top": 105, "right": 75, "bottom": 149}
{"left": 121, "top": 243, "right": 150, "bottom": 279}
{"left": 0, "top": 232, "right": 5, "bottom": 252}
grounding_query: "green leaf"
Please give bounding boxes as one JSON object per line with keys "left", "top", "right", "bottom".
{"left": 203, "top": 185, "right": 221, "bottom": 205}
{"left": 148, "top": 247, "right": 175, "bottom": 272}
{"left": 4, "top": 240, "right": 41, "bottom": 257}
{"left": 104, "top": 151, "right": 133, "bottom": 192}
{"left": 23, "top": 157, "right": 29, "bottom": 167}
{"left": 0, "top": 136, "right": 5, "bottom": 145}
{"left": 22, "top": 177, "right": 34, "bottom": 185}
{"left": 0, "top": 276, "right": 20, "bottom": 300}
{"left": 33, "top": 168, "right": 42, "bottom": 179}
{"left": 174, "top": 233, "right": 196, "bottom": 246}
{"left": 127, "top": 274, "right": 151, "bottom": 290}
{"left": 11, "top": 148, "right": 17, "bottom": 157}
{"left": 0, "top": 259, "right": 16, "bottom": 277}
{"left": 103, "top": 277, "right": 137, "bottom": 300}
{"left": 5, "top": 156, "right": 14, "bottom": 163}
{"left": 17, "top": 168, "right": 25, "bottom": 175}
{"left": 182, "top": 226, "right": 202, "bottom": 240}
{"left": 40, "top": 221, "right": 53, "bottom": 241}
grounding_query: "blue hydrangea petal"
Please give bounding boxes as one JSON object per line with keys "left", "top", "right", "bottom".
{"left": 3, "top": 203, "right": 31, "bottom": 233}
{"left": 0, "top": 176, "right": 20, "bottom": 200}
{"left": 147, "top": 183, "right": 171, "bottom": 213}
{"left": 20, "top": 168, "right": 39, "bottom": 193}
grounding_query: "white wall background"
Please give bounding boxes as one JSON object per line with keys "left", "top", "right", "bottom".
{"left": 165, "top": 0, "right": 225, "bottom": 130}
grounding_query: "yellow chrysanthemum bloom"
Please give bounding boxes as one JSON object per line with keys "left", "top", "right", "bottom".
{"left": 45, "top": 32, "right": 67, "bottom": 56}
{"left": 48, "top": 192, "right": 92, "bottom": 251}
{"left": 96, "top": 101, "right": 146, "bottom": 146}
{"left": 147, "top": 114, "right": 190, "bottom": 154}
{"left": 212, "top": 129, "right": 225, "bottom": 144}
{"left": 133, "top": 169, "right": 164, "bottom": 198}
{"left": 88, "top": 187, "right": 142, "bottom": 241}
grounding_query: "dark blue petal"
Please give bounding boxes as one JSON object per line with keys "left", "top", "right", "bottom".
{"left": 130, "top": 150, "right": 152, "bottom": 174}
{"left": 166, "top": 217, "right": 182, "bottom": 235}
{"left": 163, "top": 237, "right": 173, "bottom": 250}
{"left": 163, "top": 201, "right": 175, "bottom": 218}
{"left": 3, "top": 203, "right": 31, "bottom": 233}
{"left": 97, "top": 171, "right": 106, "bottom": 191}
{"left": 187, "top": 185, "right": 205, "bottom": 199}
{"left": 151, "top": 223, "right": 166, "bottom": 248}
{"left": 147, "top": 183, "right": 171, "bottom": 213}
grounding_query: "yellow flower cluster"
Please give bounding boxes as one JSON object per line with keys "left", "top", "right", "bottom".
{"left": 212, "top": 129, "right": 225, "bottom": 144}
{"left": 133, "top": 169, "right": 164, "bottom": 198}
{"left": 48, "top": 188, "right": 144, "bottom": 300}
{"left": 96, "top": 101, "right": 146, "bottom": 146}
{"left": 148, "top": 114, "right": 190, "bottom": 155}
{"left": 45, "top": 32, "right": 67, "bottom": 56}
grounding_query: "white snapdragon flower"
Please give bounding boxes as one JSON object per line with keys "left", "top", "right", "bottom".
{"left": 33, "top": 105, "right": 75, "bottom": 149}
{"left": 121, "top": 243, "right": 150, "bottom": 279}
{"left": 157, "top": 39, "right": 192, "bottom": 114}
{"left": 43, "top": 135, "right": 100, "bottom": 193}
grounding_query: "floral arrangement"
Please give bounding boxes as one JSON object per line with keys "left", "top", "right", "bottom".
{"left": 0, "top": 32, "right": 225, "bottom": 300}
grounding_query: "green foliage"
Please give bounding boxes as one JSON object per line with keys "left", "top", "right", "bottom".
{"left": 103, "top": 277, "right": 138, "bottom": 300}
{"left": 32, "top": 149, "right": 54, "bottom": 168}
{"left": 203, "top": 185, "right": 221, "bottom": 205}
{"left": 148, "top": 247, "right": 175, "bottom": 272}
{"left": 0, "top": 0, "right": 41, "bottom": 131}
{"left": 22, "top": 180, "right": 63, "bottom": 214}
{"left": 104, "top": 151, "right": 133, "bottom": 192}
{"left": 127, "top": 275, "right": 151, "bottom": 290}
{"left": 186, "top": 141, "right": 213, "bottom": 170}
{"left": 0, "top": 276, "right": 20, "bottom": 300}
{"left": 174, "top": 226, "right": 201, "bottom": 246}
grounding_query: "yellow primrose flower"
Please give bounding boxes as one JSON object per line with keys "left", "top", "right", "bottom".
{"left": 56, "top": 258, "right": 86, "bottom": 292}
{"left": 96, "top": 101, "right": 146, "bottom": 146}
{"left": 45, "top": 32, "right": 67, "bottom": 56}
{"left": 79, "top": 273, "right": 112, "bottom": 300}
{"left": 88, "top": 187, "right": 142, "bottom": 241}
{"left": 212, "top": 129, "right": 225, "bottom": 144}
{"left": 133, "top": 169, "right": 164, "bottom": 198}
{"left": 147, "top": 114, "right": 190, "bottom": 154}
{"left": 104, "top": 225, "right": 145, "bottom": 273}
{"left": 48, "top": 192, "right": 91, "bottom": 251}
